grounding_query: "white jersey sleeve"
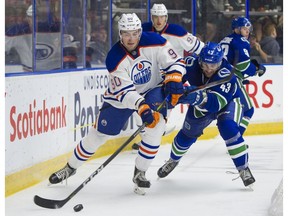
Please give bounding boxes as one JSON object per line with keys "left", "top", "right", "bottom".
{"left": 161, "top": 24, "right": 204, "bottom": 56}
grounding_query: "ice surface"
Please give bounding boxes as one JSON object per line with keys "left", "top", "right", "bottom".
{"left": 6, "top": 134, "right": 283, "bottom": 216}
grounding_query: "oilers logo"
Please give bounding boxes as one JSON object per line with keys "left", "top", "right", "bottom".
{"left": 131, "top": 60, "right": 152, "bottom": 85}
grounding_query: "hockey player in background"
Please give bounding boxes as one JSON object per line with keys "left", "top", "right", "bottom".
{"left": 132, "top": 3, "right": 205, "bottom": 150}
{"left": 5, "top": 5, "right": 80, "bottom": 72}
{"left": 157, "top": 42, "right": 256, "bottom": 188}
{"left": 219, "top": 17, "right": 266, "bottom": 135}
{"left": 49, "top": 13, "right": 186, "bottom": 194}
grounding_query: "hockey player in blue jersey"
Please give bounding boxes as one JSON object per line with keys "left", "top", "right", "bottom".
{"left": 49, "top": 13, "right": 185, "bottom": 194}
{"left": 157, "top": 42, "right": 255, "bottom": 187}
{"left": 131, "top": 3, "right": 205, "bottom": 151}
{"left": 219, "top": 17, "right": 266, "bottom": 135}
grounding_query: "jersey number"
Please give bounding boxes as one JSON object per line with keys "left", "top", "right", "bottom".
{"left": 168, "top": 48, "right": 177, "bottom": 59}
{"left": 220, "top": 83, "right": 231, "bottom": 93}
{"left": 110, "top": 76, "right": 121, "bottom": 89}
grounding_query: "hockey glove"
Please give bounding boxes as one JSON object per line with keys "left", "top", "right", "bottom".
{"left": 164, "top": 72, "right": 184, "bottom": 106}
{"left": 138, "top": 101, "right": 160, "bottom": 128}
{"left": 242, "top": 80, "right": 250, "bottom": 85}
{"left": 178, "top": 89, "right": 206, "bottom": 106}
{"left": 257, "top": 64, "right": 266, "bottom": 77}
{"left": 251, "top": 59, "right": 266, "bottom": 77}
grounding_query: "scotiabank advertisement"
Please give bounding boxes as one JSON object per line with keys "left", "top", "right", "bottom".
{"left": 5, "top": 66, "right": 283, "bottom": 174}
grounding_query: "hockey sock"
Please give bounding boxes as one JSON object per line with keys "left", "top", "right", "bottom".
{"left": 68, "top": 129, "right": 109, "bottom": 168}
{"left": 239, "top": 107, "right": 254, "bottom": 135}
{"left": 170, "top": 130, "right": 197, "bottom": 161}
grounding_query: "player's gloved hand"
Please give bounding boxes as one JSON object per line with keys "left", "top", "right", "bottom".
{"left": 183, "top": 85, "right": 198, "bottom": 95}
{"left": 257, "top": 64, "right": 266, "bottom": 77}
{"left": 251, "top": 59, "right": 266, "bottom": 77}
{"left": 178, "top": 89, "right": 206, "bottom": 106}
{"left": 164, "top": 72, "right": 184, "bottom": 106}
{"left": 242, "top": 80, "right": 250, "bottom": 85}
{"left": 138, "top": 101, "right": 160, "bottom": 128}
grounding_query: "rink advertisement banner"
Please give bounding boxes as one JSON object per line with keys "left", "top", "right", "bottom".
{"left": 5, "top": 65, "right": 283, "bottom": 174}
{"left": 5, "top": 69, "right": 135, "bottom": 175}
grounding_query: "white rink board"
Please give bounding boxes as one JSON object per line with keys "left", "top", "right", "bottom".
{"left": 5, "top": 65, "right": 283, "bottom": 175}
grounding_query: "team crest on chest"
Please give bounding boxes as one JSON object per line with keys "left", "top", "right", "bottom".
{"left": 131, "top": 60, "right": 152, "bottom": 84}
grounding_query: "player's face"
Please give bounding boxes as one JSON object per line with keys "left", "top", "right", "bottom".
{"left": 240, "top": 26, "right": 251, "bottom": 39}
{"left": 152, "top": 15, "right": 167, "bottom": 31}
{"left": 120, "top": 30, "right": 141, "bottom": 52}
{"left": 200, "top": 62, "right": 220, "bottom": 78}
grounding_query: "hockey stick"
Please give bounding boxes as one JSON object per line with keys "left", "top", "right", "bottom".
{"left": 184, "top": 68, "right": 234, "bottom": 95}
{"left": 34, "top": 71, "right": 233, "bottom": 209}
{"left": 34, "top": 99, "right": 168, "bottom": 209}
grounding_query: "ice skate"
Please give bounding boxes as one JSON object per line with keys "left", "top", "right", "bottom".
{"left": 133, "top": 167, "right": 151, "bottom": 195}
{"left": 49, "top": 163, "right": 76, "bottom": 184}
{"left": 157, "top": 158, "right": 179, "bottom": 178}
{"left": 239, "top": 167, "right": 255, "bottom": 187}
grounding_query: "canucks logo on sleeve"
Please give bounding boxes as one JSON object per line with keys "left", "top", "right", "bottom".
{"left": 131, "top": 60, "right": 152, "bottom": 85}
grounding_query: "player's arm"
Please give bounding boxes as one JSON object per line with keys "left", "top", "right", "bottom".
{"left": 180, "top": 69, "right": 236, "bottom": 113}
{"left": 181, "top": 32, "right": 205, "bottom": 55}
{"left": 158, "top": 41, "right": 186, "bottom": 106}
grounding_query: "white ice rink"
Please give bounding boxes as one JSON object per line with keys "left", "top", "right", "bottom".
{"left": 5, "top": 134, "right": 283, "bottom": 216}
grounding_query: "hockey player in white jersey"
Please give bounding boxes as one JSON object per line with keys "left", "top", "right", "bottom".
{"left": 132, "top": 3, "right": 205, "bottom": 150}
{"left": 49, "top": 13, "right": 186, "bottom": 194}
{"left": 143, "top": 3, "right": 204, "bottom": 56}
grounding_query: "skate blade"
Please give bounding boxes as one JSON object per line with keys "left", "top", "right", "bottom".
{"left": 134, "top": 185, "right": 146, "bottom": 195}
{"left": 246, "top": 184, "right": 254, "bottom": 191}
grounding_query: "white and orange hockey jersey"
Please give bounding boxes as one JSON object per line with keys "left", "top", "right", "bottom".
{"left": 142, "top": 22, "right": 204, "bottom": 56}
{"left": 104, "top": 31, "right": 186, "bottom": 110}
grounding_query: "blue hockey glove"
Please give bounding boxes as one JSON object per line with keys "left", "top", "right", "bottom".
{"left": 178, "top": 90, "right": 206, "bottom": 106}
{"left": 251, "top": 59, "right": 266, "bottom": 77}
{"left": 138, "top": 101, "right": 160, "bottom": 128}
{"left": 257, "top": 64, "right": 266, "bottom": 77}
{"left": 242, "top": 80, "right": 250, "bottom": 85}
{"left": 183, "top": 85, "right": 198, "bottom": 94}
{"left": 164, "top": 72, "right": 184, "bottom": 106}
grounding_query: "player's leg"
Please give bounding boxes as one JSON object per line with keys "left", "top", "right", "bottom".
{"left": 158, "top": 109, "right": 214, "bottom": 178}
{"left": 49, "top": 102, "right": 133, "bottom": 184}
{"left": 132, "top": 110, "right": 176, "bottom": 151}
{"left": 237, "top": 78, "right": 254, "bottom": 135}
{"left": 217, "top": 98, "right": 255, "bottom": 187}
{"left": 133, "top": 87, "right": 167, "bottom": 190}
{"left": 133, "top": 115, "right": 166, "bottom": 189}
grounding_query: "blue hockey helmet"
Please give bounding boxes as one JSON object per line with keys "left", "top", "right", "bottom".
{"left": 199, "top": 42, "right": 224, "bottom": 65}
{"left": 231, "top": 17, "right": 252, "bottom": 31}
{"left": 199, "top": 42, "right": 223, "bottom": 77}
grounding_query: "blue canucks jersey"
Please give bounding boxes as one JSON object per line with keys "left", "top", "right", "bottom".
{"left": 183, "top": 55, "right": 239, "bottom": 117}
{"left": 220, "top": 33, "right": 257, "bottom": 79}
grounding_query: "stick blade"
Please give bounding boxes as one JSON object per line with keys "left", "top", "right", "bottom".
{"left": 34, "top": 195, "right": 66, "bottom": 209}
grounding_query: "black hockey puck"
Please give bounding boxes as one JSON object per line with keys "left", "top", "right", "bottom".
{"left": 73, "top": 204, "right": 83, "bottom": 212}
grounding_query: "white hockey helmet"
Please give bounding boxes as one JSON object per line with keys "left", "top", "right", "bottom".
{"left": 26, "top": 5, "right": 33, "bottom": 17}
{"left": 118, "top": 13, "right": 142, "bottom": 33}
{"left": 150, "top": 4, "right": 168, "bottom": 16}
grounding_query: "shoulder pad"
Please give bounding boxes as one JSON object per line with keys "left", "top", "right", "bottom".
{"left": 164, "top": 24, "right": 187, "bottom": 37}
{"left": 139, "top": 32, "right": 166, "bottom": 46}
{"left": 142, "top": 22, "right": 153, "bottom": 32}
{"left": 105, "top": 42, "right": 127, "bottom": 72}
